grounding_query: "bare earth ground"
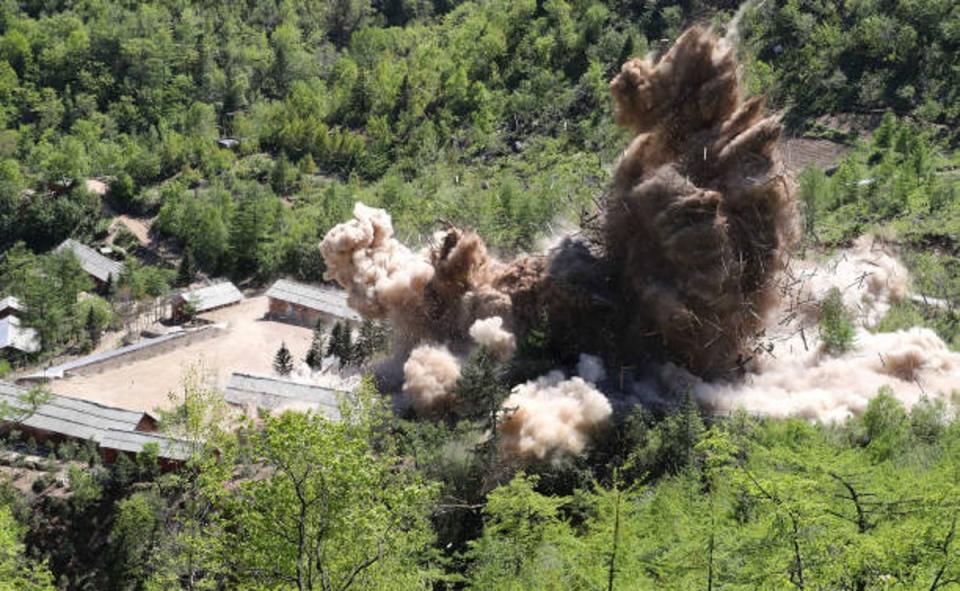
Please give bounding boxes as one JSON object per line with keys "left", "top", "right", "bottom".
{"left": 49, "top": 297, "right": 313, "bottom": 413}
{"left": 781, "top": 137, "right": 851, "bottom": 174}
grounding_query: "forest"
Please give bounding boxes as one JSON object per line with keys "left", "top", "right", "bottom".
{"left": 0, "top": 0, "right": 958, "bottom": 589}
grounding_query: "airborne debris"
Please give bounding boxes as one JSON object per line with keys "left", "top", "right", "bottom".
{"left": 321, "top": 27, "right": 960, "bottom": 458}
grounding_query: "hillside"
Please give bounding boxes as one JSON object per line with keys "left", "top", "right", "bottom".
{"left": 0, "top": 1, "right": 958, "bottom": 590}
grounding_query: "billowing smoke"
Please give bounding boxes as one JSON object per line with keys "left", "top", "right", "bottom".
{"left": 319, "top": 26, "right": 798, "bottom": 461}
{"left": 604, "top": 26, "right": 797, "bottom": 378}
{"left": 676, "top": 237, "right": 960, "bottom": 422}
{"left": 322, "top": 26, "right": 796, "bottom": 380}
{"left": 498, "top": 365, "right": 613, "bottom": 463}
{"left": 681, "top": 327, "right": 960, "bottom": 423}
{"left": 402, "top": 344, "right": 462, "bottom": 413}
{"left": 469, "top": 317, "right": 516, "bottom": 360}
{"left": 321, "top": 27, "right": 959, "bottom": 457}
{"left": 319, "top": 202, "right": 435, "bottom": 330}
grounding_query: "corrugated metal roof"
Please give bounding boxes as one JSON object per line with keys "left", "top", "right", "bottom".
{"left": 0, "top": 317, "right": 39, "bottom": 353}
{"left": 0, "top": 296, "right": 23, "bottom": 314}
{"left": 265, "top": 279, "right": 361, "bottom": 322}
{"left": 0, "top": 381, "right": 191, "bottom": 461}
{"left": 0, "top": 381, "right": 144, "bottom": 441}
{"left": 99, "top": 429, "right": 193, "bottom": 462}
{"left": 224, "top": 373, "right": 342, "bottom": 420}
{"left": 175, "top": 282, "right": 243, "bottom": 312}
{"left": 56, "top": 239, "right": 125, "bottom": 283}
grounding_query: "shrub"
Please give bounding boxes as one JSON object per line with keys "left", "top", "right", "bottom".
{"left": 819, "top": 288, "right": 855, "bottom": 355}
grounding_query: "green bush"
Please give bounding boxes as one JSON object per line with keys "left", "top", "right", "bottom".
{"left": 818, "top": 288, "right": 855, "bottom": 355}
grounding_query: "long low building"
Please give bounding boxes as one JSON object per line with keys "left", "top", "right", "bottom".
{"left": 99, "top": 429, "right": 193, "bottom": 463}
{"left": 224, "top": 372, "right": 343, "bottom": 420}
{"left": 171, "top": 281, "right": 244, "bottom": 322}
{"left": 0, "top": 381, "right": 191, "bottom": 465}
{"left": 265, "top": 279, "right": 360, "bottom": 327}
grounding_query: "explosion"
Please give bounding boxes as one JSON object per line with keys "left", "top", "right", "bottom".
{"left": 402, "top": 344, "right": 461, "bottom": 414}
{"left": 680, "top": 237, "right": 960, "bottom": 422}
{"left": 498, "top": 365, "right": 612, "bottom": 463}
{"left": 321, "top": 27, "right": 794, "bottom": 378}
{"left": 321, "top": 26, "right": 959, "bottom": 459}
{"left": 605, "top": 26, "right": 797, "bottom": 378}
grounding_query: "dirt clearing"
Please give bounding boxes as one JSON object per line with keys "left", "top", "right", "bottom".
{"left": 50, "top": 297, "right": 313, "bottom": 413}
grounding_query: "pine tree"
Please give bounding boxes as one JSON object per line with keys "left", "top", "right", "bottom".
{"left": 304, "top": 336, "right": 323, "bottom": 370}
{"left": 353, "top": 319, "right": 388, "bottom": 367}
{"left": 325, "top": 321, "right": 354, "bottom": 369}
{"left": 339, "top": 323, "right": 353, "bottom": 368}
{"left": 304, "top": 316, "right": 327, "bottom": 370}
{"left": 303, "top": 321, "right": 324, "bottom": 372}
{"left": 312, "top": 316, "right": 326, "bottom": 340}
{"left": 392, "top": 74, "right": 410, "bottom": 123}
{"left": 84, "top": 305, "right": 101, "bottom": 348}
{"left": 326, "top": 321, "right": 344, "bottom": 359}
{"left": 299, "top": 153, "right": 318, "bottom": 175}
{"left": 104, "top": 273, "right": 117, "bottom": 299}
{"left": 455, "top": 347, "right": 508, "bottom": 431}
{"left": 176, "top": 249, "right": 194, "bottom": 287}
{"left": 274, "top": 341, "right": 293, "bottom": 376}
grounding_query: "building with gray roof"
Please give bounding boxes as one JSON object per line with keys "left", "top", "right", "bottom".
{"left": 265, "top": 279, "right": 360, "bottom": 327}
{"left": 0, "top": 296, "right": 23, "bottom": 319}
{"left": 0, "top": 381, "right": 149, "bottom": 441}
{"left": 224, "top": 372, "right": 342, "bottom": 420}
{"left": 99, "top": 429, "right": 194, "bottom": 463}
{"left": 56, "top": 239, "right": 125, "bottom": 285}
{"left": 0, "top": 381, "right": 190, "bottom": 465}
{"left": 172, "top": 281, "right": 244, "bottom": 321}
{"left": 0, "top": 316, "right": 39, "bottom": 354}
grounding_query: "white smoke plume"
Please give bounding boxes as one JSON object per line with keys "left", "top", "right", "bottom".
{"left": 469, "top": 316, "right": 516, "bottom": 361}
{"left": 291, "top": 358, "right": 363, "bottom": 392}
{"left": 577, "top": 353, "right": 607, "bottom": 384}
{"left": 681, "top": 327, "right": 960, "bottom": 423}
{"left": 402, "top": 344, "right": 462, "bottom": 413}
{"left": 677, "top": 237, "right": 959, "bottom": 422}
{"left": 498, "top": 370, "right": 612, "bottom": 463}
{"left": 320, "top": 202, "right": 434, "bottom": 320}
{"left": 773, "top": 236, "right": 908, "bottom": 337}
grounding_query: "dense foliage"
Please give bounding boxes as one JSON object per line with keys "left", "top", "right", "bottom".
{"left": 0, "top": 0, "right": 959, "bottom": 589}
{"left": 7, "top": 380, "right": 960, "bottom": 589}
{"left": 742, "top": 0, "right": 960, "bottom": 133}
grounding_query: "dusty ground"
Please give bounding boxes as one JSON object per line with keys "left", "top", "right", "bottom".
{"left": 49, "top": 297, "right": 313, "bottom": 413}
{"left": 781, "top": 137, "right": 851, "bottom": 174}
{"left": 112, "top": 214, "right": 152, "bottom": 246}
